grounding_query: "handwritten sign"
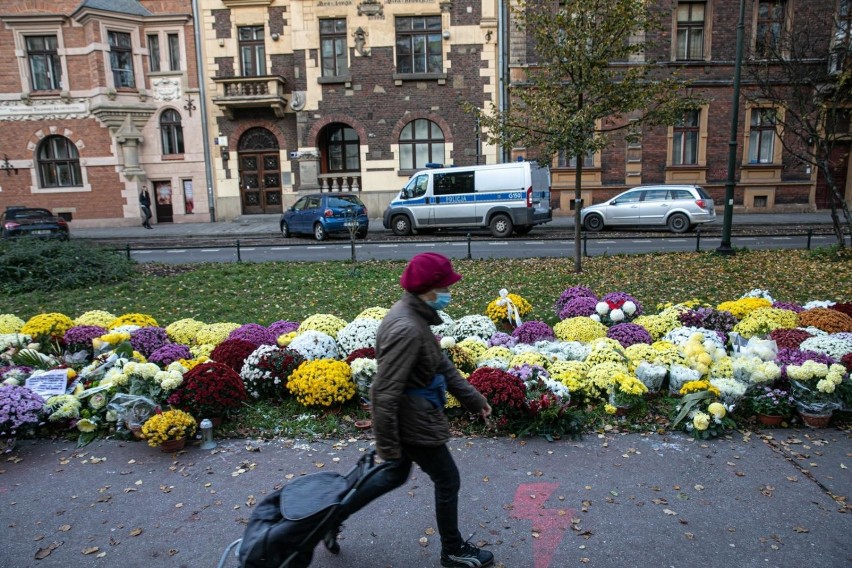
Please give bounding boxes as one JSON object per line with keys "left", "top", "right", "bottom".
{"left": 25, "top": 370, "right": 70, "bottom": 397}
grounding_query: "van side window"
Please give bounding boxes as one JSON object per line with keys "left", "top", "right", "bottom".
{"left": 403, "top": 174, "right": 429, "bottom": 199}
{"left": 434, "top": 171, "right": 475, "bottom": 196}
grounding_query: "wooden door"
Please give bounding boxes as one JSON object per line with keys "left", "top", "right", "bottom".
{"left": 239, "top": 152, "right": 282, "bottom": 214}
{"left": 815, "top": 143, "right": 850, "bottom": 209}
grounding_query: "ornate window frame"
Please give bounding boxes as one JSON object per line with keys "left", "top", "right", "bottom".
{"left": 2, "top": 15, "right": 70, "bottom": 97}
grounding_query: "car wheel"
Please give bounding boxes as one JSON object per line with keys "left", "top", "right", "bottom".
{"left": 355, "top": 228, "right": 367, "bottom": 239}
{"left": 513, "top": 225, "right": 533, "bottom": 236}
{"left": 280, "top": 221, "right": 290, "bottom": 238}
{"left": 314, "top": 222, "right": 327, "bottom": 241}
{"left": 391, "top": 215, "right": 412, "bottom": 236}
{"left": 584, "top": 213, "right": 605, "bottom": 232}
{"left": 667, "top": 213, "right": 690, "bottom": 234}
{"left": 489, "top": 214, "right": 514, "bottom": 238}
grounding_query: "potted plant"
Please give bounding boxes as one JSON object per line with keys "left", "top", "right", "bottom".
{"left": 286, "top": 359, "right": 356, "bottom": 409}
{"left": 141, "top": 408, "right": 197, "bottom": 452}
{"left": 606, "top": 371, "right": 648, "bottom": 416}
{"left": 788, "top": 361, "right": 846, "bottom": 428}
{"left": 0, "top": 384, "right": 45, "bottom": 452}
{"left": 747, "top": 387, "right": 795, "bottom": 426}
{"left": 166, "top": 362, "right": 247, "bottom": 424}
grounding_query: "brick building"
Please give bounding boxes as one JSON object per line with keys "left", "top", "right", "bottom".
{"left": 199, "top": 0, "right": 500, "bottom": 220}
{"left": 0, "top": 0, "right": 208, "bottom": 227}
{"left": 509, "top": 0, "right": 852, "bottom": 214}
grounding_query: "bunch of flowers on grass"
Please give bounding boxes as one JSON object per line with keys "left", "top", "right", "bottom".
{"left": 534, "top": 340, "right": 589, "bottom": 362}
{"left": 276, "top": 332, "right": 297, "bottom": 347}
{"left": 123, "top": 361, "right": 181, "bottom": 402}
{"left": 842, "top": 352, "right": 852, "bottom": 372}
{"left": 142, "top": 409, "right": 197, "bottom": 447}
{"left": 166, "top": 318, "right": 205, "bottom": 346}
{"left": 594, "top": 292, "right": 642, "bottom": 325}
{"left": 789, "top": 362, "right": 846, "bottom": 414}
{"left": 445, "top": 345, "right": 477, "bottom": 374}
{"left": 554, "top": 286, "right": 598, "bottom": 319}
{"left": 776, "top": 347, "right": 836, "bottom": 370}
{"left": 0, "top": 385, "right": 45, "bottom": 436}
{"left": 298, "top": 314, "right": 348, "bottom": 337}
{"left": 664, "top": 327, "right": 725, "bottom": 350}
{"left": 733, "top": 307, "right": 798, "bottom": 339}
{"left": 195, "top": 322, "right": 240, "bottom": 346}
{"left": 772, "top": 301, "right": 805, "bottom": 313}
{"left": 709, "top": 357, "right": 734, "bottom": 380}
{"left": 605, "top": 371, "right": 648, "bottom": 413}
{"left": 1, "top": 366, "right": 33, "bottom": 387}
{"left": 148, "top": 344, "right": 193, "bottom": 367}
{"left": 672, "top": 391, "right": 735, "bottom": 440}
{"left": 228, "top": 323, "right": 277, "bottom": 347}
{"left": 449, "top": 315, "right": 497, "bottom": 342}
{"left": 717, "top": 297, "right": 772, "bottom": 319}
{"left": 21, "top": 313, "right": 74, "bottom": 343}
{"left": 210, "top": 339, "right": 258, "bottom": 372}
{"left": 44, "top": 394, "right": 81, "bottom": 423}
{"left": 167, "top": 362, "right": 247, "bottom": 418}
{"left": 548, "top": 360, "right": 589, "bottom": 394}
{"left": 709, "top": 377, "right": 747, "bottom": 405}
{"left": 177, "top": 356, "right": 208, "bottom": 371}
{"left": 695, "top": 308, "right": 738, "bottom": 336}
{"left": 668, "top": 364, "right": 702, "bottom": 394}
{"left": 747, "top": 387, "right": 795, "bottom": 416}
{"left": 456, "top": 336, "right": 489, "bottom": 361}
{"left": 631, "top": 315, "right": 677, "bottom": 342}
{"left": 554, "top": 317, "right": 606, "bottom": 343}
{"left": 585, "top": 339, "right": 628, "bottom": 366}
{"left": 73, "top": 310, "right": 116, "bottom": 328}
{"left": 130, "top": 327, "right": 169, "bottom": 357}
{"left": 430, "top": 310, "right": 455, "bottom": 337}
{"left": 769, "top": 328, "right": 814, "bottom": 350}
{"left": 737, "top": 336, "right": 779, "bottom": 361}
{"left": 485, "top": 290, "right": 532, "bottom": 326}
{"left": 356, "top": 307, "right": 389, "bottom": 320}
{"left": 63, "top": 326, "right": 107, "bottom": 354}
{"left": 831, "top": 302, "right": 852, "bottom": 318}
{"left": 241, "top": 345, "right": 306, "bottom": 400}
{"left": 732, "top": 357, "right": 781, "bottom": 385}
{"left": 558, "top": 296, "right": 599, "bottom": 320}
{"left": 508, "top": 350, "right": 549, "bottom": 370}
{"left": 350, "top": 357, "right": 377, "bottom": 399}
{"left": 798, "top": 308, "right": 852, "bottom": 333}
{"left": 634, "top": 361, "right": 668, "bottom": 392}
{"left": 585, "top": 361, "right": 630, "bottom": 402}
{"left": 287, "top": 359, "right": 355, "bottom": 407}
{"left": 467, "top": 367, "right": 527, "bottom": 418}
{"left": 487, "top": 332, "right": 517, "bottom": 348}
{"left": 477, "top": 346, "right": 513, "bottom": 366}
{"left": 345, "top": 347, "right": 376, "bottom": 364}
{"left": 512, "top": 321, "right": 555, "bottom": 345}
{"left": 289, "top": 330, "right": 339, "bottom": 361}
{"left": 109, "top": 313, "right": 158, "bottom": 330}
{"left": 804, "top": 300, "right": 836, "bottom": 309}
{"left": 191, "top": 344, "right": 214, "bottom": 358}
{"left": 515, "top": 366, "right": 578, "bottom": 439}
{"left": 606, "top": 323, "right": 652, "bottom": 348}
{"left": 336, "top": 318, "right": 380, "bottom": 357}
{"left": 0, "top": 315, "right": 25, "bottom": 334}
{"left": 268, "top": 320, "right": 300, "bottom": 337}
{"left": 799, "top": 334, "right": 852, "bottom": 361}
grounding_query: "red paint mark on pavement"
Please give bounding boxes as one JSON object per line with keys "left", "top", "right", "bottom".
{"left": 511, "top": 483, "right": 575, "bottom": 568}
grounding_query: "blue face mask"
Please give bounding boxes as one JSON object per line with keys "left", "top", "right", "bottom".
{"left": 425, "top": 292, "right": 451, "bottom": 311}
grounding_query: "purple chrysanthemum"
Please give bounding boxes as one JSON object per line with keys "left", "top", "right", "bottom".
{"left": 148, "top": 343, "right": 193, "bottom": 367}
{"left": 554, "top": 286, "right": 598, "bottom": 316}
{"left": 772, "top": 301, "right": 805, "bottom": 313}
{"left": 130, "top": 327, "right": 169, "bottom": 357}
{"left": 64, "top": 325, "right": 107, "bottom": 351}
{"left": 268, "top": 320, "right": 300, "bottom": 337}
{"left": 487, "top": 332, "right": 517, "bottom": 348}
{"left": 0, "top": 385, "right": 44, "bottom": 435}
{"left": 678, "top": 310, "right": 705, "bottom": 328}
{"left": 607, "top": 322, "right": 653, "bottom": 348}
{"left": 228, "top": 323, "right": 277, "bottom": 346}
{"left": 558, "top": 296, "right": 599, "bottom": 320}
{"left": 776, "top": 348, "right": 836, "bottom": 367}
{"left": 697, "top": 308, "right": 738, "bottom": 333}
{"left": 512, "top": 321, "right": 556, "bottom": 344}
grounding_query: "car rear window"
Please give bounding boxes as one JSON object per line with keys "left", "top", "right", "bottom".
{"left": 7, "top": 208, "right": 52, "bottom": 220}
{"left": 694, "top": 186, "right": 711, "bottom": 200}
{"left": 328, "top": 196, "right": 364, "bottom": 208}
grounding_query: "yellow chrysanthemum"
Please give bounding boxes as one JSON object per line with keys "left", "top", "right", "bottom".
{"left": 356, "top": 307, "right": 389, "bottom": 320}
{"left": 21, "top": 312, "right": 74, "bottom": 341}
{"left": 298, "top": 314, "right": 348, "bottom": 337}
{"left": 716, "top": 297, "right": 772, "bottom": 319}
{"left": 287, "top": 359, "right": 355, "bottom": 407}
{"left": 73, "top": 310, "right": 117, "bottom": 328}
{"left": 732, "top": 307, "right": 798, "bottom": 339}
{"left": 166, "top": 318, "right": 206, "bottom": 346}
{"left": 0, "top": 314, "right": 26, "bottom": 334}
{"left": 553, "top": 317, "right": 607, "bottom": 342}
{"left": 485, "top": 293, "right": 533, "bottom": 325}
{"left": 109, "top": 313, "right": 159, "bottom": 329}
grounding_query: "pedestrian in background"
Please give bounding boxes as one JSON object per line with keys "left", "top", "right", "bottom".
{"left": 326, "top": 252, "right": 495, "bottom": 568}
{"left": 139, "top": 188, "right": 153, "bottom": 229}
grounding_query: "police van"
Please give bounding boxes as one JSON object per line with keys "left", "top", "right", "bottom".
{"left": 382, "top": 161, "right": 552, "bottom": 237}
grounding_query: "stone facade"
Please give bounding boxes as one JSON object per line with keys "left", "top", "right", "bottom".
{"left": 0, "top": 0, "right": 208, "bottom": 227}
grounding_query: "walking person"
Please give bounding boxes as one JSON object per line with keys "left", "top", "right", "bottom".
{"left": 139, "top": 188, "right": 153, "bottom": 229}
{"left": 326, "top": 252, "right": 495, "bottom": 567}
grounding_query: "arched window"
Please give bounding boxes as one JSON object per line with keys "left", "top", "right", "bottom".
{"left": 321, "top": 123, "right": 360, "bottom": 173}
{"left": 37, "top": 136, "right": 82, "bottom": 188}
{"left": 399, "top": 119, "right": 444, "bottom": 170}
{"left": 160, "top": 109, "right": 184, "bottom": 155}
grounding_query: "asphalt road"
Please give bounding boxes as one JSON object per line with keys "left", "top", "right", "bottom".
{"left": 1, "top": 428, "right": 848, "bottom": 568}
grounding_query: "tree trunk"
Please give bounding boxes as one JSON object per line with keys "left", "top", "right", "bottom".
{"left": 574, "top": 158, "right": 583, "bottom": 273}
{"left": 817, "top": 157, "right": 852, "bottom": 248}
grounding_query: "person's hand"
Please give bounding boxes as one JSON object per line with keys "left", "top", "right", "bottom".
{"left": 480, "top": 403, "right": 492, "bottom": 419}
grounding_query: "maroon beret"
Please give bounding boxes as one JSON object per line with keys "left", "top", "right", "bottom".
{"left": 399, "top": 252, "right": 462, "bottom": 294}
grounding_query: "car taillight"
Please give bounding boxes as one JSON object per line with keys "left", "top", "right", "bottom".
{"left": 3, "top": 221, "right": 20, "bottom": 230}
{"left": 324, "top": 208, "right": 333, "bottom": 217}
{"left": 695, "top": 199, "right": 706, "bottom": 209}
{"left": 57, "top": 218, "right": 68, "bottom": 227}
{"left": 526, "top": 186, "right": 533, "bottom": 207}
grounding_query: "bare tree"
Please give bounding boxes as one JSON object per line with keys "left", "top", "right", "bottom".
{"left": 743, "top": 9, "right": 852, "bottom": 247}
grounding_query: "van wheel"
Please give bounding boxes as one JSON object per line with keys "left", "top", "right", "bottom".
{"left": 513, "top": 225, "right": 533, "bottom": 236}
{"left": 391, "top": 215, "right": 412, "bottom": 236}
{"left": 314, "top": 222, "right": 327, "bottom": 241}
{"left": 583, "top": 214, "right": 604, "bottom": 232}
{"left": 489, "top": 214, "right": 513, "bottom": 238}
{"left": 667, "top": 213, "right": 690, "bottom": 234}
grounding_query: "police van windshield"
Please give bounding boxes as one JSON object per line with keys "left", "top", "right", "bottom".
{"left": 402, "top": 174, "right": 428, "bottom": 199}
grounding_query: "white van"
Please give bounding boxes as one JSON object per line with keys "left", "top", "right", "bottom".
{"left": 382, "top": 161, "right": 552, "bottom": 237}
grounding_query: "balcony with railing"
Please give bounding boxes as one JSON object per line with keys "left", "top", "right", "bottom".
{"left": 317, "top": 173, "right": 362, "bottom": 192}
{"left": 211, "top": 75, "right": 288, "bottom": 119}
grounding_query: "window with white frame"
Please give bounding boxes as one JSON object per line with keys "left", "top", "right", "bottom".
{"left": 399, "top": 119, "right": 444, "bottom": 170}
{"left": 673, "top": 110, "right": 700, "bottom": 165}
{"left": 26, "top": 35, "right": 62, "bottom": 91}
{"left": 676, "top": 2, "right": 705, "bottom": 60}
{"left": 395, "top": 16, "right": 442, "bottom": 74}
{"left": 748, "top": 109, "right": 777, "bottom": 164}
{"left": 108, "top": 30, "right": 135, "bottom": 88}
{"left": 160, "top": 109, "right": 184, "bottom": 155}
{"left": 38, "top": 136, "right": 82, "bottom": 188}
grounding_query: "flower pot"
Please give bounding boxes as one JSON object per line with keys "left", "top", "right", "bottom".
{"left": 614, "top": 405, "right": 630, "bottom": 417}
{"left": 159, "top": 437, "right": 187, "bottom": 453}
{"left": 209, "top": 416, "right": 224, "bottom": 428}
{"left": 128, "top": 423, "right": 145, "bottom": 441}
{"left": 354, "top": 419, "right": 372, "bottom": 431}
{"left": 756, "top": 413, "right": 784, "bottom": 427}
{"left": 798, "top": 411, "right": 832, "bottom": 428}
{"left": 0, "top": 437, "right": 16, "bottom": 454}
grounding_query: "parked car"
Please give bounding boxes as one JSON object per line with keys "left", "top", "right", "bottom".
{"left": 1, "top": 206, "right": 70, "bottom": 240}
{"left": 580, "top": 185, "right": 716, "bottom": 234}
{"left": 280, "top": 193, "right": 369, "bottom": 241}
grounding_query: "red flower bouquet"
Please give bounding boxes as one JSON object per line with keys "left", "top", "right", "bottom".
{"left": 166, "top": 362, "right": 247, "bottom": 418}
{"left": 345, "top": 347, "right": 376, "bottom": 364}
{"left": 468, "top": 367, "right": 527, "bottom": 416}
{"left": 211, "top": 339, "right": 259, "bottom": 373}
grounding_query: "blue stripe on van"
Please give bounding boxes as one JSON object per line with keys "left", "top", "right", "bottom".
{"left": 392, "top": 191, "right": 533, "bottom": 207}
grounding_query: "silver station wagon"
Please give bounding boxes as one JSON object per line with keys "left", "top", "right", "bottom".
{"left": 581, "top": 185, "right": 716, "bottom": 233}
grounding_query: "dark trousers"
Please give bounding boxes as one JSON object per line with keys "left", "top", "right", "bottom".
{"left": 340, "top": 443, "right": 463, "bottom": 553}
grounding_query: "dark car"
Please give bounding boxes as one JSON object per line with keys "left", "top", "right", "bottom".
{"left": 280, "top": 194, "right": 369, "bottom": 241}
{"left": 1, "top": 206, "right": 69, "bottom": 240}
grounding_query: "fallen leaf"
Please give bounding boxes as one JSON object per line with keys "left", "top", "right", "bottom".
{"left": 175, "top": 503, "right": 184, "bottom": 508}
{"left": 685, "top": 532, "right": 694, "bottom": 540}
{"left": 793, "top": 527, "right": 809, "bottom": 533}
{"left": 425, "top": 528, "right": 435, "bottom": 535}
{"left": 168, "top": 549, "right": 178, "bottom": 556}
{"left": 82, "top": 547, "right": 99, "bottom": 555}
{"left": 58, "top": 524, "right": 71, "bottom": 532}
{"left": 418, "top": 537, "right": 429, "bottom": 547}
{"left": 129, "top": 528, "right": 143, "bottom": 537}
{"left": 34, "top": 541, "right": 62, "bottom": 560}
{"left": 246, "top": 495, "right": 256, "bottom": 507}
{"left": 97, "top": 552, "right": 106, "bottom": 558}
{"left": 663, "top": 509, "right": 677, "bottom": 516}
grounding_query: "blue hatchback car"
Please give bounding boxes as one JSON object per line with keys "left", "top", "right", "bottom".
{"left": 280, "top": 193, "right": 369, "bottom": 241}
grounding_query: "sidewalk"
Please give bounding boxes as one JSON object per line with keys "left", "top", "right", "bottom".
{"left": 69, "top": 211, "right": 837, "bottom": 241}
{"left": 0, "top": 430, "right": 848, "bottom": 568}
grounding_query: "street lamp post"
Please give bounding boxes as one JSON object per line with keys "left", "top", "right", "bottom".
{"left": 717, "top": 0, "right": 747, "bottom": 255}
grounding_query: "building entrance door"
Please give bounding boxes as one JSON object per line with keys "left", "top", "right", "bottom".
{"left": 238, "top": 128, "right": 282, "bottom": 214}
{"left": 815, "top": 143, "right": 850, "bottom": 209}
{"left": 153, "top": 180, "right": 173, "bottom": 223}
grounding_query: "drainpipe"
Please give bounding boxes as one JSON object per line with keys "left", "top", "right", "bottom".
{"left": 191, "top": 0, "right": 216, "bottom": 222}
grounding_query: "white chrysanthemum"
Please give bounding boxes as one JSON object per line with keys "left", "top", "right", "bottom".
{"left": 336, "top": 318, "right": 380, "bottom": 356}
{"left": 447, "top": 315, "right": 497, "bottom": 342}
{"left": 289, "top": 330, "right": 339, "bottom": 361}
